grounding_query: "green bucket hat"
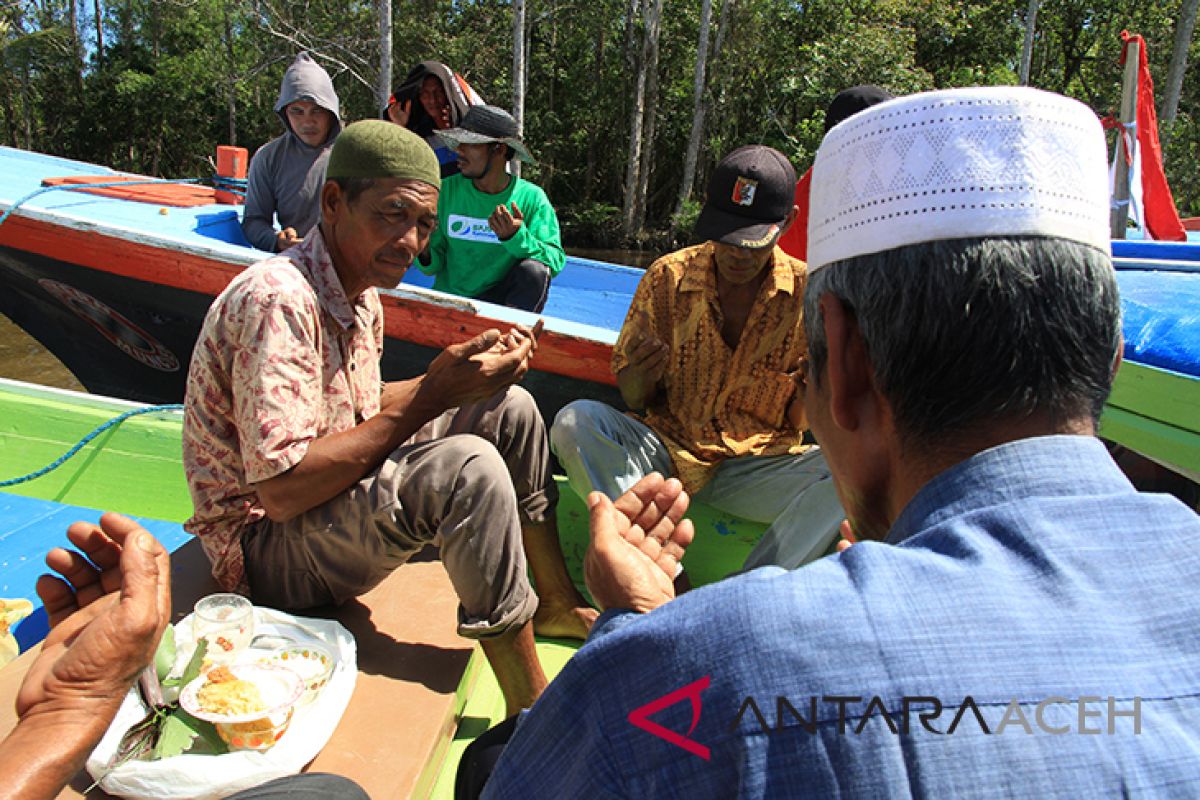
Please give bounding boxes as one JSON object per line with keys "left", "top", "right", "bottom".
{"left": 326, "top": 119, "right": 441, "bottom": 189}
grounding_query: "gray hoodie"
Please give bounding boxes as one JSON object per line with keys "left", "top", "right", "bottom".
{"left": 241, "top": 53, "right": 342, "bottom": 252}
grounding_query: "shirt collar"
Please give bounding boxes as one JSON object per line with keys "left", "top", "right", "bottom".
{"left": 886, "top": 435, "right": 1134, "bottom": 546}
{"left": 292, "top": 225, "right": 369, "bottom": 331}
{"left": 679, "top": 242, "right": 796, "bottom": 300}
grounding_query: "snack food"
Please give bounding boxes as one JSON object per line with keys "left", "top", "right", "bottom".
{"left": 180, "top": 663, "right": 303, "bottom": 751}
{"left": 196, "top": 666, "right": 267, "bottom": 717}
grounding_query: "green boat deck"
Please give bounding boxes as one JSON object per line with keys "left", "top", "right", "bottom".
{"left": 0, "top": 377, "right": 768, "bottom": 797}
{"left": 3, "top": 367, "right": 1194, "bottom": 796}
{"left": 1100, "top": 360, "right": 1200, "bottom": 482}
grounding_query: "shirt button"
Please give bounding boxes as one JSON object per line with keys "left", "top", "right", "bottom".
{"left": 350, "top": 363, "right": 356, "bottom": 371}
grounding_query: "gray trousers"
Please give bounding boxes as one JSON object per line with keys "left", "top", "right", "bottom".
{"left": 243, "top": 386, "right": 552, "bottom": 639}
{"left": 550, "top": 400, "right": 845, "bottom": 570}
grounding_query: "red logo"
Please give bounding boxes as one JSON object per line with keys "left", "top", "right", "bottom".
{"left": 627, "top": 676, "right": 712, "bottom": 760}
{"left": 732, "top": 176, "right": 758, "bottom": 206}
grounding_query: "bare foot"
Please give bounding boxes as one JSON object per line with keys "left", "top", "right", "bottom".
{"left": 533, "top": 601, "right": 599, "bottom": 640}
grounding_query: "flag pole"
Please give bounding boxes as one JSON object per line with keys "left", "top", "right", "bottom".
{"left": 1112, "top": 38, "right": 1140, "bottom": 239}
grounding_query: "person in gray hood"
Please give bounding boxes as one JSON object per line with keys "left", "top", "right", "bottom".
{"left": 242, "top": 52, "right": 342, "bottom": 252}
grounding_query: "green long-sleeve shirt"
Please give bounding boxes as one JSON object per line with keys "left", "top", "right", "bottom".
{"left": 420, "top": 173, "right": 565, "bottom": 298}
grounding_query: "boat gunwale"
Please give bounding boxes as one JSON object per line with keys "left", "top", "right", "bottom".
{"left": 1, "top": 205, "right": 624, "bottom": 349}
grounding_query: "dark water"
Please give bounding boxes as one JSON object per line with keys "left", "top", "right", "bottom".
{"left": 0, "top": 314, "right": 84, "bottom": 391}
{"left": 569, "top": 247, "right": 657, "bottom": 269}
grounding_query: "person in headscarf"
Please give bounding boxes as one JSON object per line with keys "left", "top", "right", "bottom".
{"left": 382, "top": 60, "right": 485, "bottom": 178}
{"left": 242, "top": 53, "right": 342, "bottom": 253}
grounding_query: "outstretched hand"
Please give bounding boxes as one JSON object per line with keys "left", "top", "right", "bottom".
{"left": 275, "top": 227, "right": 302, "bottom": 252}
{"left": 423, "top": 319, "right": 544, "bottom": 407}
{"left": 488, "top": 202, "right": 524, "bottom": 241}
{"left": 584, "top": 473, "right": 694, "bottom": 614}
{"left": 386, "top": 98, "right": 413, "bottom": 128}
{"left": 785, "top": 357, "right": 808, "bottom": 430}
{"left": 17, "top": 513, "right": 170, "bottom": 725}
{"left": 616, "top": 310, "right": 669, "bottom": 410}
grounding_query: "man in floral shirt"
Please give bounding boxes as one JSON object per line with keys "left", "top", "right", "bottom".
{"left": 183, "top": 120, "right": 592, "bottom": 714}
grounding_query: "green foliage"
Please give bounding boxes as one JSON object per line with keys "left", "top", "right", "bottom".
{"left": 1164, "top": 112, "right": 1200, "bottom": 217}
{"left": 6, "top": 0, "right": 1200, "bottom": 243}
{"left": 107, "top": 632, "right": 222, "bottom": 770}
{"left": 671, "top": 197, "right": 702, "bottom": 236}
{"left": 560, "top": 201, "right": 623, "bottom": 246}
{"left": 154, "top": 624, "right": 177, "bottom": 682}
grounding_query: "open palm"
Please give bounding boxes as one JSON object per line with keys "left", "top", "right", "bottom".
{"left": 584, "top": 473, "right": 694, "bottom": 614}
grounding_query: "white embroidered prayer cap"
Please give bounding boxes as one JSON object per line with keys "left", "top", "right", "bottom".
{"left": 806, "top": 86, "right": 1110, "bottom": 272}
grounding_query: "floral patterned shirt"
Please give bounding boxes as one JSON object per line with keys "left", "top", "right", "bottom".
{"left": 611, "top": 241, "right": 812, "bottom": 493}
{"left": 182, "top": 227, "right": 384, "bottom": 593}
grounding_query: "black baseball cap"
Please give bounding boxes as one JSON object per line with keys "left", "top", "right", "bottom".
{"left": 694, "top": 145, "right": 797, "bottom": 250}
{"left": 825, "top": 85, "right": 894, "bottom": 133}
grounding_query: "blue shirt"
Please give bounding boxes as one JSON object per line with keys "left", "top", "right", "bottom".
{"left": 483, "top": 436, "right": 1200, "bottom": 798}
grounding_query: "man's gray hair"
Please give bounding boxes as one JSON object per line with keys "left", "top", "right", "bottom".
{"left": 803, "top": 236, "right": 1121, "bottom": 449}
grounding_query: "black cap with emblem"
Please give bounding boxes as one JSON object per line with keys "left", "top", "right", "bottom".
{"left": 694, "top": 145, "right": 797, "bottom": 250}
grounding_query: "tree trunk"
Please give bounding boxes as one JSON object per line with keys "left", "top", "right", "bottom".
{"left": 1018, "top": 0, "right": 1039, "bottom": 85}
{"left": 632, "top": 0, "right": 662, "bottom": 234}
{"left": 1162, "top": 0, "right": 1200, "bottom": 145}
{"left": 622, "top": 0, "right": 664, "bottom": 239}
{"left": 583, "top": 26, "right": 605, "bottom": 202}
{"left": 672, "top": 0, "right": 714, "bottom": 226}
{"left": 151, "top": 2, "right": 163, "bottom": 174}
{"left": 93, "top": 0, "right": 104, "bottom": 63}
{"left": 512, "top": 0, "right": 527, "bottom": 178}
{"left": 1, "top": 78, "right": 12, "bottom": 147}
{"left": 67, "top": 0, "right": 83, "bottom": 95}
{"left": 543, "top": 0, "right": 557, "bottom": 183}
{"left": 377, "top": 0, "right": 392, "bottom": 113}
{"left": 710, "top": 0, "right": 733, "bottom": 73}
{"left": 578, "top": 26, "right": 600, "bottom": 203}
{"left": 621, "top": 0, "right": 647, "bottom": 238}
{"left": 21, "top": 64, "right": 33, "bottom": 149}
{"left": 224, "top": 0, "right": 238, "bottom": 146}
{"left": 622, "top": 0, "right": 639, "bottom": 71}
{"left": 696, "top": 0, "right": 734, "bottom": 190}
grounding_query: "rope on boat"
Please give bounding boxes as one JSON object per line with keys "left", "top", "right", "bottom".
{"left": 0, "top": 175, "right": 243, "bottom": 229}
{"left": 0, "top": 404, "right": 183, "bottom": 487}
{"left": 211, "top": 176, "right": 248, "bottom": 196}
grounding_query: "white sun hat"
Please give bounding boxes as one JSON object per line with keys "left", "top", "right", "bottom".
{"left": 806, "top": 86, "right": 1111, "bottom": 272}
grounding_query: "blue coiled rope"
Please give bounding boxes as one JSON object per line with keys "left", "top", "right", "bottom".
{"left": 211, "top": 176, "right": 248, "bottom": 197}
{"left": 0, "top": 404, "right": 183, "bottom": 487}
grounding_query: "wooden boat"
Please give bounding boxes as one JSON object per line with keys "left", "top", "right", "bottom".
{"left": 1100, "top": 255, "right": 1200, "bottom": 482}
{"left": 0, "top": 377, "right": 766, "bottom": 798}
{"left": 0, "top": 145, "right": 633, "bottom": 424}
{"left": 2, "top": 143, "right": 1196, "bottom": 480}
{"left": 0, "top": 140, "right": 1196, "bottom": 793}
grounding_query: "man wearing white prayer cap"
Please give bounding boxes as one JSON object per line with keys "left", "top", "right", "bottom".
{"left": 472, "top": 87, "right": 1200, "bottom": 799}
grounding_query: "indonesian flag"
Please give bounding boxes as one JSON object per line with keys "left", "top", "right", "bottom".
{"left": 1112, "top": 31, "right": 1186, "bottom": 241}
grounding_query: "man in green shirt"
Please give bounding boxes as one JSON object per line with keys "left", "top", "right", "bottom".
{"left": 420, "top": 106, "right": 565, "bottom": 312}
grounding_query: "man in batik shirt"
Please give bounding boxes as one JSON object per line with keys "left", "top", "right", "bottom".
{"left": 551, "top": 145, "right": 845, "bottom": 572}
